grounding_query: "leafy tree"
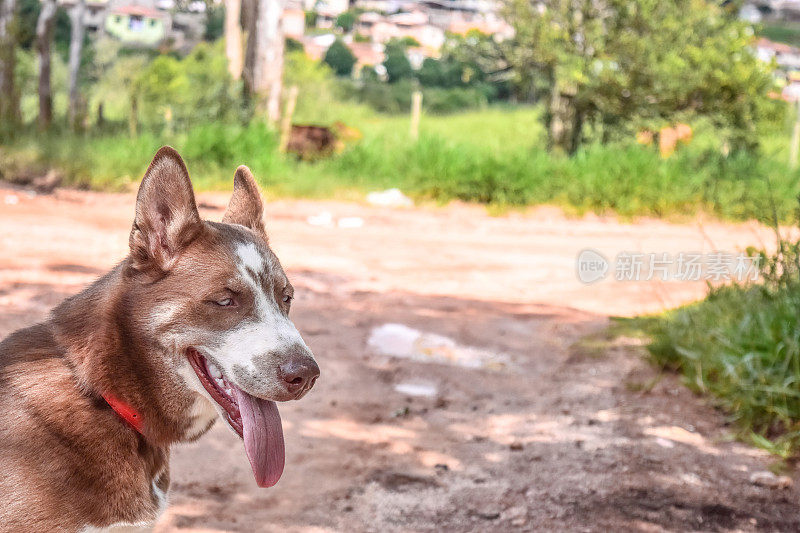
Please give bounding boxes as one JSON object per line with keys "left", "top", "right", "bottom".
{"left": 382, "top": 40, "right": 412, "bottom": 82}
{"left": 323, "top": 38, "right": 356, "bottom": 76}
{"left": 204, "top": 4, "right": 225, "bottom": 41}
{"left": 304, "top": 10, "right": 317, "bottom": 28}
{"left": 416, "top": 53, "right": 483, "bottom": 89}
{"left": 335, "top": 10, "right": 356, "bottom": 32}
{"left": 396, "top": 36, "right": 420, "bottom": 48}
{"left": 285, "top": 36, "right": 303, "bottom": 53}
{"left": 416, "top": 57, "right": 443, "bottom": 87}
{"left": 503, "top": 0, "right": 776, "bottom": 154}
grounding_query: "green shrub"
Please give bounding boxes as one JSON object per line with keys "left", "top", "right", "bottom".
{"left": 646, "top": 237, "right": 800, "bottom": 456}
{"left": 323, "top": 39, "right": 357, "bottom": 77}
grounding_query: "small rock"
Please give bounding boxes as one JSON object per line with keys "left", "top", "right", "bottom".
{"left": 434, "top": 463, "right": 449, "bottom": 473}
{"left": 509, "top": 441, "right": 524, "bottom": 451}
{"left": 502, "top": 505, "right": 528, "bottom": 526}
{"left": 474, "top": 509, "right": 500, "bottom": 520}
{"left": 391, "top": 406, "right": 410, "bottom": 418}
{"left": 749, "top": 471, "right": 793, "bottom": 489}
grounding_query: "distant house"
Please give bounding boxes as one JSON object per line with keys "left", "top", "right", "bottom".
{"left": 357, "top": 10, "right": 445, "bottom": 50}
{"left": 315, "top": 0, "right": 349, "bottom": 16}
{"left": 284, "top": 8, "right": 306, "bottom": 39}
{"left": 448, "top": 13, "right": 513, "bottom": 40}
{"left": 105, "top": 5, "right": 168, "bottom": 46}
{"left": 349, "top": 41, "right": 385, "bottom": 68}
{"left": 755, "top": 38, "right": 800, "bottom": 70}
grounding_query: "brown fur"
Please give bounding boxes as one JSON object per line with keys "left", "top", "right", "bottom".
{"left": 0, "top": 147, "right": 303, "bottom": 531}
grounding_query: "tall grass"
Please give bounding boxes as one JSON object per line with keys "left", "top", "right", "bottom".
{"left": 645, "top": 234, "right": 800, "bottom": 456}
{"left": 2, "top": 106, "right": 800, "bottom": 222}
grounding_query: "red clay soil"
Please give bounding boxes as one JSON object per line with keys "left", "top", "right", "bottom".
{"left": 0, "top": 185, "right": 797, "bottom": 532}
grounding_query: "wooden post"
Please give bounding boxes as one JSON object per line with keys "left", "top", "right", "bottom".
{"left": 410, "top": 90, "right": 422, "bottom": 141}
{"left": 164, "top": 105, "right": 173, "bottom": 137}
{"left": 279, "top": 85, "right": 298, "bottom": 153}
{"left": 129, "top": 95, "right": 138, "bottom": 138}
{"left": 791, "top": 99, "right": 800, "bottom": 170}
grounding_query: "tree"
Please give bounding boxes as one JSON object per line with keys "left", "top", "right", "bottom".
{"left": 0, "top": 0, "right": 19, "bottom": 132}
{"left": 503, "top": 0, "right": 774, "bottom": 154}
{"left": 224, "top": 0, "right": 242, "bottom": 79}
{"left": 323, "top": 39, "right": 356, "bottom": 76}
{"left": 35, "top": 0, "right": 57, "bottom": 129}
{"left": 382, "top": 40, "right": 412, "bottom": 83}
{"left": 205, "top": 3, "right": 225, "bottom": 41}
{"left": 243, "top": 0, "right": 285, "bottom": 123}
{"left": 335, "top": 10, "right": 355, "bottom": 33}
{"left": 67, "top": 0, "right": 85, "bottom": 130}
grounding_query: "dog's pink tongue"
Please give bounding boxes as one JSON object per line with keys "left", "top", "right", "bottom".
{"left": 233, "top": 388, "right": 285, "bottom": 487}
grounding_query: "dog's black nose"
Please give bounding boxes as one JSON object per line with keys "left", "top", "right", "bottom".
{"left": 279, "top": 357, "right": 320, "bottom": 395}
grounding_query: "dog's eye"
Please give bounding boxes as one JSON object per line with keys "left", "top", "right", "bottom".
{"left": 282, "top": 294, "right": 293, "bottom": 304}
{"left": 216, "top": 298, "right": 235, "bottom": 307}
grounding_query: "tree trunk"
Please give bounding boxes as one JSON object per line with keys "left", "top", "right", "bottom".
{"left": 67, "top": 0, "right": 86, "bottom": 131}
{"left": 225, "top": 0, "right": 243, "bottom": 80}
{"left": 36, "top": 0, "right": 57, "bottom": 130}
{"left": 547, "top": 84, "right": 581, "bottom": 155}
{"left": 96, "top": 101, "right": 104, "bottom": 128}
{"left": 0, "top": 0, "right": 19, "bottom": 132}
{"left": 243, "top": 0, "right": 284, "bottom": 124}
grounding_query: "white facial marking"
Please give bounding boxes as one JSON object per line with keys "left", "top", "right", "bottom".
{"left": 236, "top": 241, "right": 266, "bottom": 275}
{"left": 176, "top": 364, "right": 221, "bottom": 438}
{"left": 148, "top": 302, "right": 184, "bottom": 332}
{"left": 197, "top": 243, "right": 311, "bottom": 382}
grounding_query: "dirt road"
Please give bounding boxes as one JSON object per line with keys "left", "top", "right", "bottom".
{"left": 0, "top": 186, "right": 798, "bottom": 532}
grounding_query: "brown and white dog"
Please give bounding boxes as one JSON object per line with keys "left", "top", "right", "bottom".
{"left": 0, "top": 147, "right": 320, "bottom": 532}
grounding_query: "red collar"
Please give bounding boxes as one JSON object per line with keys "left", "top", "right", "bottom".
{"left": 102, "top": 392, "right": 144, "bottom": 434}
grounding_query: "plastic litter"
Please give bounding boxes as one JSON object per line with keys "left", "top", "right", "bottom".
{"left": 394, "top": 381, "right": 438, "bottom": 397}
{"left": 367, "top": 323, "right": 509, "bottom": 370}
{"left": 366, "top": 188, "right": 413, "bottom": 208}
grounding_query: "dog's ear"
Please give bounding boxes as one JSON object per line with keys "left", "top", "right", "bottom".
{"left": 222, "top": 165, "right": 266, "bottom": 236}
{"left": 129, "top": 146, "right": 202, "bottom": 274}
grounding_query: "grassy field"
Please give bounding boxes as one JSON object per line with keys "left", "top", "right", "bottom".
{"left": 2, "top": 105, "right": 800, "bottom": 223}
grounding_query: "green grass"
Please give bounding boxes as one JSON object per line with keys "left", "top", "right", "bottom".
{"left": 3, "top": 106, "right": 800, "bottom": 223}
{"left": 638, "top": 242, "right": 800, "bottom": 457}
{"left": 760, "top": 22, "right": 800, "bottom": 47}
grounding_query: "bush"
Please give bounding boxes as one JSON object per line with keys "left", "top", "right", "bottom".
{"left": 335, "top": 11, "right": 357, "bottom": 32}
{"left": 323, "top": 39, "right": 357, "bottom": 77}
{"left": 382, "top": 42, "right": 413, "bottom": 83}
{"left": 646, "top": 236, "right": 800, "bottom": 456}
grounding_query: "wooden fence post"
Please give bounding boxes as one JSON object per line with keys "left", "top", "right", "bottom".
{"left": 791, "top": 99, "right": 800, "bottom": 170}
{"left": 279, "top": 85, "right": 298, "bottom": 153}
{"left": 410, "top": 90, "right": 422, "bottom": 141}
